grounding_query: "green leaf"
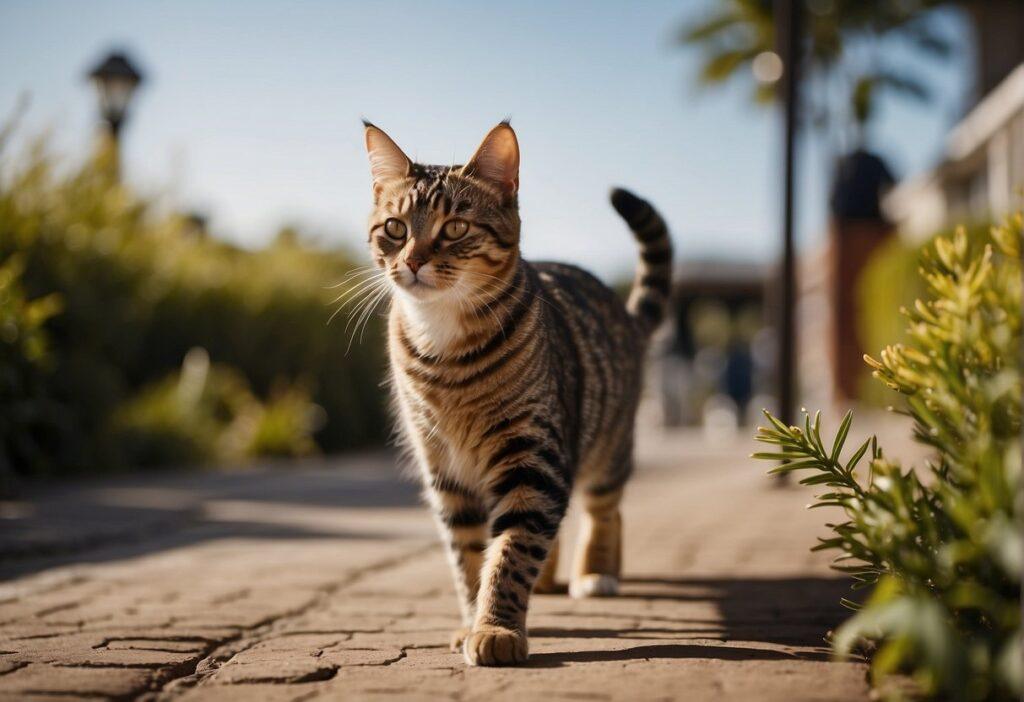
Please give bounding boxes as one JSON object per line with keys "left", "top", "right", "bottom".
{"left": 767, "top": 466, "right": 816, "bottom": 478}
{"left": 700, "top": 49, "right": 754, "bottom": 83}
{"left": 845, "top": 438, "right": 871, "bottom": 472}
{"left": 678, "top": 12, "right": 741, "bottom": 43}
{"left": 750, "top": 451, "right": 809, "bottom": 461}
{"left": 830, "top": 410, "right": 853, "bottom": 464}
{"left": 763, "top": 410, "right": 791, "bottom": 435}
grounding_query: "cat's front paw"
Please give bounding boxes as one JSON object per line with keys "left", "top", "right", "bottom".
{"left": 462, "top": 624, "right": 528, "bottom": 666}
{"left": 449, "top": 626, "right": 471, "bottom": 653}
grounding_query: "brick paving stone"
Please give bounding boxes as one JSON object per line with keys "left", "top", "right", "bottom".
{"left": 0, "top": 662, "right": 152, "bottom": 698}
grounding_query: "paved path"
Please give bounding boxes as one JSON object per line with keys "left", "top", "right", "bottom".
{"left": 0, "top": 421, "right": 914, "bottom": 701}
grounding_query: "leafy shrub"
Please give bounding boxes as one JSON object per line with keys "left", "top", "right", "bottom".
{"left": 0, "top": 253, "right": 62, "bottom": 483}
{"left": 754, "top": 215, "right": 1021, "bottom": 700}
{"left": 856, "top": 222, "right": 990, "bottom": 404}
{"left": 0, "top": 136, "right": 388, "bottom": 478}
{"left": 112, "top": 348, "right": 322, "bottom": 467}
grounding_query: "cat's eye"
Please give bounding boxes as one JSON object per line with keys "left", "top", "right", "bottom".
{"left": 442, "top": 219, "right": 470, "bottom": 240}
{"left": 383, "top": 218, "right": 407, "bottom": 240}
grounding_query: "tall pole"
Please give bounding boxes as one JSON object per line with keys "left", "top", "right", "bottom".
{"left": 103, "top": 117, "right": 123, "bottom": 182}
{"left": 106, "top": 116, "right": 123, "bottom": 143}
{"left": 776, "top": 0, "right": 801, "bottom": 427}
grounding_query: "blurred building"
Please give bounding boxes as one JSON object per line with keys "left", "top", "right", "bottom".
{"left": 965, "top": 1, "right": 1024, "bottom": 100}
{"left": 885, "top": 1, "right": 1024, "bottom": 236}
{"left": 817, "top": 14, "right": 1024, "bottom": 405}
{"left": 886, "top": 62, "right": 1024, "bottom": 238}
{"left": 813, "top": 59, "right": 1024, "bottom": 404}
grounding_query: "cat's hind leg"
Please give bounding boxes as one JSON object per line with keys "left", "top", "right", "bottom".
{"left": 532, "top": 536, "right": 562, "bottom": 594}
{"left": 570, "top": 483, "right": 625, "bottom": 599}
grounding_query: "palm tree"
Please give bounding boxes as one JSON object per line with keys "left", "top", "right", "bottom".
{"left": 680, "top": 0, "right": 956, "bottom": 149}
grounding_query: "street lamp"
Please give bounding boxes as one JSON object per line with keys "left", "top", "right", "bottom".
{"left": 87, "top": 51, "right": 143, "bottom": 143}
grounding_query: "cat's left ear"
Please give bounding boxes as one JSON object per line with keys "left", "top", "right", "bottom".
{"left": 463, "top": 121, "right": 519, "bottom": 197}
{"left": 363, "top": 121, "right": 412, "bottom": 190}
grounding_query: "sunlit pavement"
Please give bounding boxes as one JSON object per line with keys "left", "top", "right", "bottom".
{"left": 0, "top": 417, "right": 919, "bottom": 701}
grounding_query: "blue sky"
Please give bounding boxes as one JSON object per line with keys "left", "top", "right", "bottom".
{"left": 0, "top": 0, "right": 971, "bottom": 279}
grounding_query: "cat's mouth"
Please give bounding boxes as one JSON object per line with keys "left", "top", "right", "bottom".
{"left": 395, "top": 277, "right": 443, "bottom": 299}
{"left": 391, "top": 268, "right": 435, "bottom": 290}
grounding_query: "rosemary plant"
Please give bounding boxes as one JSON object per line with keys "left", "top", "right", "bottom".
{"left": 754, "top": 215, "right": 1021, "bottom": 700}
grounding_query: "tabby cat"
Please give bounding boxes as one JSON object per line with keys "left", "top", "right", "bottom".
{"left": 361, "top": 121, "right": 672, "bottom": 666}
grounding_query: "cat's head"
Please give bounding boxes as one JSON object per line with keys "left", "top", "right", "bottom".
{"left": 362, "top": 122, "right": 521, "bottom": 303}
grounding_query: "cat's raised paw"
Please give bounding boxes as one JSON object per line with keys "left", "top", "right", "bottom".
{"left": 462, "top": 624, "right": 528, "bottom": 666}
{"left": 569, "top": 574, "right": 619, "bottom": 598}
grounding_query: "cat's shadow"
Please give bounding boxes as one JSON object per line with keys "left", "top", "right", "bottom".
{"left": 523, "top": 574, "right": 856, "bottom": 667}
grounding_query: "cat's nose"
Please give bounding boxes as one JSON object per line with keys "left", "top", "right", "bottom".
{"left": 405, "top": 256, "right": 424, "bottom": 275}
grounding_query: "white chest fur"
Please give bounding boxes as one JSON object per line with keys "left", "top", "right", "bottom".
{"left": 391, "top": 297, "right": 489, "bottom": 487}
{"left": 396, "top": 292, "right": 465, "bottom": 356}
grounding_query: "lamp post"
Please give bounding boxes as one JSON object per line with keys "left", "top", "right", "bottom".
{"left": 86, "top": 51, "right": 143, "bottom": 177}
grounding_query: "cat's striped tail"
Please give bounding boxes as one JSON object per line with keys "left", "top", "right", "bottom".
{"left": 610, "top": 187, "right": 673, "bottom": 336}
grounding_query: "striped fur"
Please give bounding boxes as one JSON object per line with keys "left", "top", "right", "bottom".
{"left": 610, "top": 187, "right": 673, "bottom": 335}
{"left": 362, "top": 122, "right": 672, "bottom": 666}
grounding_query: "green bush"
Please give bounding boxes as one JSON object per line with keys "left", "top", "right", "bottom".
{"left": 0, "top": 253, "right": 62, "bottom": 483}
{"left": 754, "top": 215, "right": 1021, "bottom": 700}
{"left": 111, "top": 348, "right": 323, "bottom": 467}
{"left": 0, "top": 137, "right": 389, "bottom": 478}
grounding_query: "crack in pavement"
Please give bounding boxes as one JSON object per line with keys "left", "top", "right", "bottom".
{"left": 0, "top": 661, "right": 28, "bottom": 677}
{"left": 378, "top": 647, "right": 408, "bottom": 667}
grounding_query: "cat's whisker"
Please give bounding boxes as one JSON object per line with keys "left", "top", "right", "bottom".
{"left": 343, "top": 276, "right": 390, "bottom": 330}
{"left": 341, "top": 280, "right": 388, "bottom": 333}
{"left": 345, "top": 283, "right": 391, "bottom": 354}
{"left": 424, "top": 416, "right": 443, "bottom": 443}
{"left": 328, "top": 269, "right": 385, "bottom": 297}
{"left": 356, "top": 283, "right": 392, "bottom": 344}
{"left": 457, "top": 274, "right": 541, "bottom": 335}
{"left": 465, "top": 280, "right": 509, "bottom": 332}
{"left": 359, "top": 293, "right": 389, "bottom": 346}
{"left": 328, "top": 277, "right": 387, "bottom": 326}
{"left": 328, "top": 272, "right": 387, "bottom": 308}
{"left": 343, "top": 264, "right": 377, "bottom": 277}
{"left": 455, "top": 288, "right": 498, "bottom": 334}
{"left": 324, "top": 266, "right": 378, "bottom": 289}
{"left": 448, "top": 277, "right": 504, "bottom": 333}
{"left": 461, "top": 269, "right": 556, "bottom": 312}
{"left": 459, "top": 269, "right": 533, "bottom": 301}
{"left": 336, "top": 270, "right": 381, "bottom": 287}
{"left": 327, "top": 288, "right": 380, "bottom": 323}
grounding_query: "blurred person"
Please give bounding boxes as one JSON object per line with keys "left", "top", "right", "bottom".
{"left": 722, "top": 337, "right": 753, "bottom": 425}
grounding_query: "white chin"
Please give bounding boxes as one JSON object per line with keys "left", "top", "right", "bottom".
{"left": 397, "top": 280, "right": 442, "bottom": 301}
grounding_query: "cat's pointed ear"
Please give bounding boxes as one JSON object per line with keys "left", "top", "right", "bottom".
{"left": 364, "top": 121, "right": 412, "bottom": 187}
{"left": 463, "top": 121, "right": 519, "bottom": 197}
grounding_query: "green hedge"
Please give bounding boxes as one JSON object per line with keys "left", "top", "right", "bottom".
{"left": 0, "top": 139, "right": 389, "bottom": 478}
